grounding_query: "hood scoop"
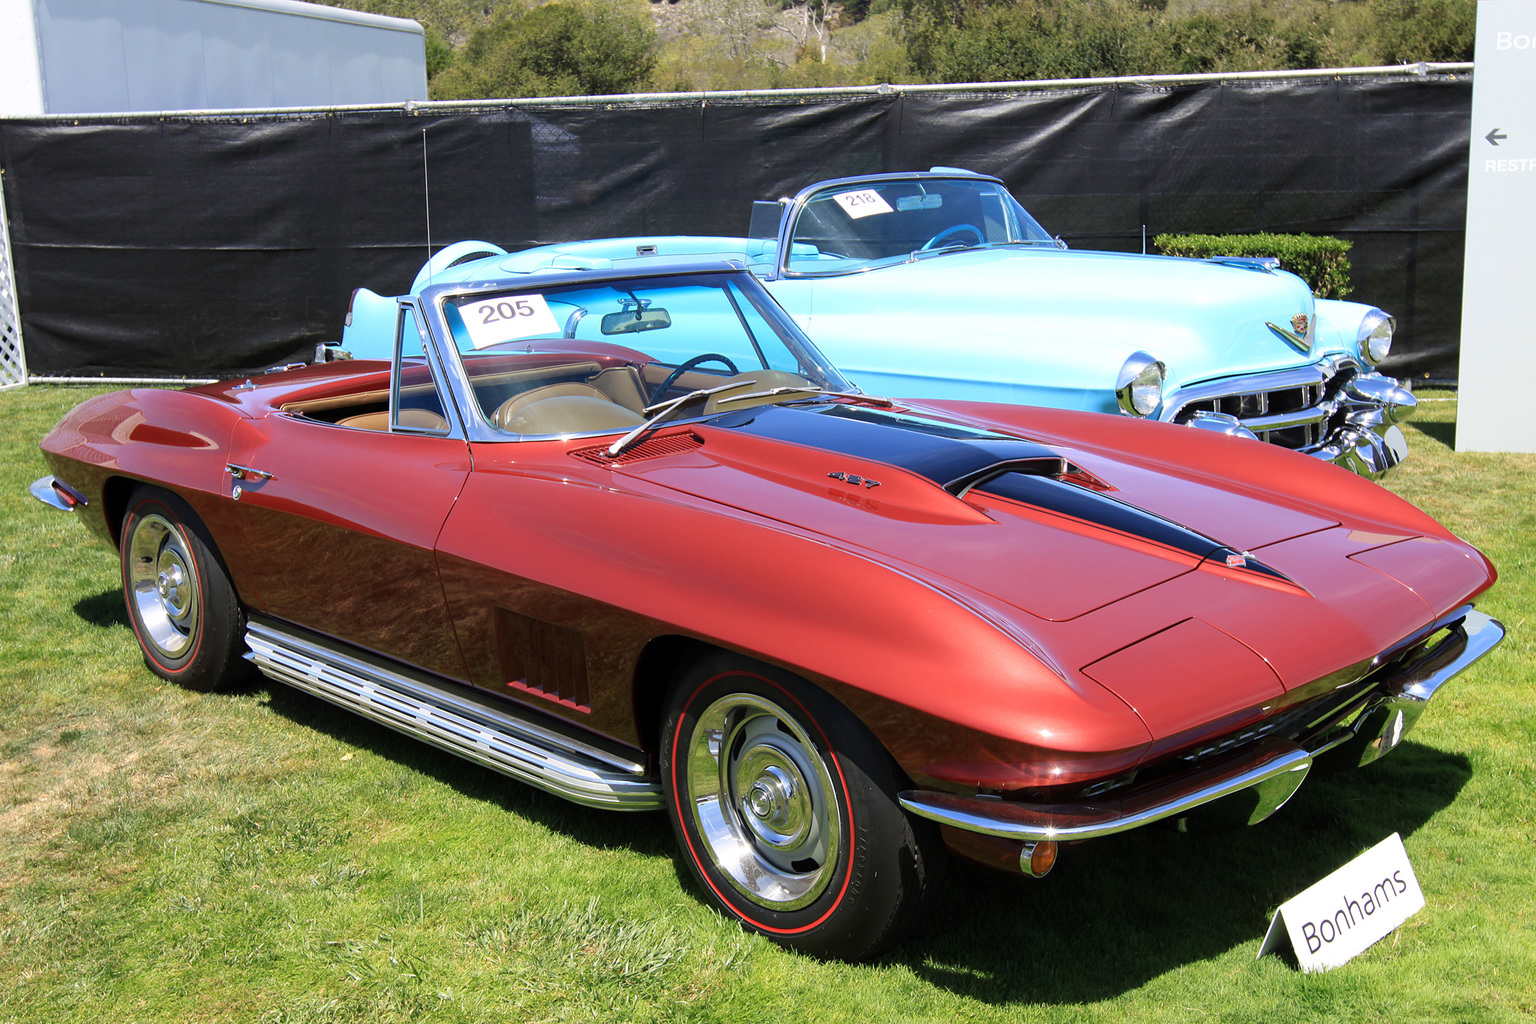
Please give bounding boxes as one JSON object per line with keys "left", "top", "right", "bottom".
{"left": 945, "top": 455, "right": 1075, "bottom": 496}
{"left": 720, "top": 402, "right": 1067, "bottom": 485}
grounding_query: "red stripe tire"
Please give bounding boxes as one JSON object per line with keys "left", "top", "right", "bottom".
{"left": 661, "top": 650, "right": 940, "bottom": 960}
{"left": 120, "top": 487, "right": 246, "bottom": 692}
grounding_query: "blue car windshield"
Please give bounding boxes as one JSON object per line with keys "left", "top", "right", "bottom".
{"left": 784, "top": 178, "right": 1056, "bottom": 276}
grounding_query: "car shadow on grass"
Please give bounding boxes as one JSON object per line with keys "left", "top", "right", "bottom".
{"left": 73, "top": 588, "right": 129, "bottom": 629}
{"left": 895, "top": 741, "right": 1471, "bottom": 1001}
{"left": 257, "top": 680, "right": 677, "bottom": 859}
{"left": 1413, "top": 419, "right": 1456, "bottom": 449}
{"left": 68, "top": 588, "right": 677, "bottom": 856}
{"left": 257, "top": 672, "right": 1471, "bottom": 996}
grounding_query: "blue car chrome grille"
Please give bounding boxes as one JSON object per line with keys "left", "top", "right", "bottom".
{"left": 1170, "top": 366, "right": 1352, "bottom": 451}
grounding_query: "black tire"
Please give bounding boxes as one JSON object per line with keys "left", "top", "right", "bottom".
{"left": 661, "top": 650, "right": 941, "bottom": 960}
{"left": 120, "top": 486, "right": 246, "bottom": 692}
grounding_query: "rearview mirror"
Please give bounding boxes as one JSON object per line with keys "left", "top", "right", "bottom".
{"left": 601, "top": 308, "right": 672, "bottom": 334}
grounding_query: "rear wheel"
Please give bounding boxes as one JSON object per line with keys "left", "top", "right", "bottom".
{"left": 661, "top": 651, "right": 941, "bottom": 960}
{"left": 120, "top": 487, "right": 245, "bottom": 692}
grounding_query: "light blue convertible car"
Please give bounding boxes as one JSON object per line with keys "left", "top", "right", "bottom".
{"left": 342, "top": 169, "right": 1416, "bottom": 477}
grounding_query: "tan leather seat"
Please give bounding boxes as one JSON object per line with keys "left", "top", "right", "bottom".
{"left": 588, "top": 365, "right": 648, "bottom": 414}
{"left": 493, "top": 383, "right": 645, "bottom": 435}
{"left": 337, "top": 408, "right": 449, "bottom": 432}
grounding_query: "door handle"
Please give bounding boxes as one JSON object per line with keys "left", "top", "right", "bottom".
{"left": 226, "top": 463, "right": 273, "bottom": 500}
{"left": 226, "top": 463, "right": 274, "bottom": 482}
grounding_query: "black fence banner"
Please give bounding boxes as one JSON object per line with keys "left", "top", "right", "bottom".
{"left": 0, "top": 71, "right": 1470, "bottom": 378}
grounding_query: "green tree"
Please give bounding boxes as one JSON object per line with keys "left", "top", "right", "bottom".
{"left": 1371, "top": 0, "right": 1476, "bottom": 62}
{"left": 925, "top": 0, "right": 1156, "bottom": 82}
{"left": 430, "top": 0, "right": 658, "bottom": 99}
{"left": 424, "top": 26, "right": 453, "bottom": 80}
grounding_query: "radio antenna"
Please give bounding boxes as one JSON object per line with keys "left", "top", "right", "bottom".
{"left": 422, "top": 129, "right": 433, "bottom": 285}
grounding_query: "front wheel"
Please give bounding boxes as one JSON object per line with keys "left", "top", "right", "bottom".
{"left": 661, "top": 652, "right": 940, "bottom": 960}
{"left": 120, "top": 487, "right": 246, "bottom": 692}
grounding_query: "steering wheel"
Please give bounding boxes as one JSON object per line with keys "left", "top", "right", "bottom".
{"left": 650, "top": 353, "right": 740, "bottom": 405}
{"left": 920, "top": 223, "right": 984, "bottom": 251}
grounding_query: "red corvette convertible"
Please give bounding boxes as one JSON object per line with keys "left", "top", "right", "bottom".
{"left": 33, "top": 260, "right": 1501, "bottom": 960}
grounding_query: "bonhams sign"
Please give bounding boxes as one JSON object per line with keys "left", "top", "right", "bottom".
{"left": 1258, "top": 833, "right": 1425, "bottom": 972}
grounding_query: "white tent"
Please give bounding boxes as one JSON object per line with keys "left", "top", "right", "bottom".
{"left": 0, "top": 0, "right": 425, "bottom": 116}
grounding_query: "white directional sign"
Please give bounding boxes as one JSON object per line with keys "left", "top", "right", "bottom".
{"left": 1459, "top": 0, "right": 1536, "bottom": 451}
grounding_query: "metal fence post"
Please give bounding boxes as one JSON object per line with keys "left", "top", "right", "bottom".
{"left": 0, "top": 168, "right": 27, "bottom": 390}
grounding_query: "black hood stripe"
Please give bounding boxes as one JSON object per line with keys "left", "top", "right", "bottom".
{"left": 717, "top": 402, "right": 1297, "bottom": 584}
{"left": 978, "top": 472, "right": 1222, "bottom": 559}
{"left": 717, "top": 402, "right": 1061, "bottom": 487}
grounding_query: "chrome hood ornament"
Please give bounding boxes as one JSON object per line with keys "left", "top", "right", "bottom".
{"left": 1266, "top": 314, "right": 1312, "bottom": 353}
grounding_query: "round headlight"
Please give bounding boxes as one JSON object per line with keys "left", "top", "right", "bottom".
{"left": 1116, "top": 352, "right": 1166, "bottom": 417}
{"left": 1358, "top": 309, "right": 1394, "bottom": 366}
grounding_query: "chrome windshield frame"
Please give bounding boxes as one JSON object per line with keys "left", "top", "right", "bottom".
{"left": 772, "top": 170, "right": 1056, "bottom": 281}
{"left": 414, "top": 263, "right": 856, "bottom": 444}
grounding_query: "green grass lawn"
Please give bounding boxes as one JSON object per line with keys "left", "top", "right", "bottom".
{"left": 2, "top": 385, "right": 1532, "bottom": 1024}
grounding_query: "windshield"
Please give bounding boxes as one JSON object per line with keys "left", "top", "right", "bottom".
{"left": 437, "top": 272, "right": 854, "bottom": 437}
{"left": 784, "top": 177, "right": 1056, "bottom": 276}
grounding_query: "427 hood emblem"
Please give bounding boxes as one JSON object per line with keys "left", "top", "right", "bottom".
{"left": 829, "top": 471, "right": 881, "bottom": 489}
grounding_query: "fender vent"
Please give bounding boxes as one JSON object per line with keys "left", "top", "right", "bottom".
{"left": 496, "top": 609, "right": 590, "bottom": 711}
{"left": 570, "top": 431, "right": 703, "bottom": 466}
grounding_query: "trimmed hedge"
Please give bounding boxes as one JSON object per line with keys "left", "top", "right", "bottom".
{"left": 1152, "top": 232, "right": 1353, "bottom": 299}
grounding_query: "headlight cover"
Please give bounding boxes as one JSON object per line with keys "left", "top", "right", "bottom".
{"left": 1115, "top": 352, "right": 1166, "bottom": 417}
{"left": 1358, "top": 309, "right": 1395, "bottom": 366}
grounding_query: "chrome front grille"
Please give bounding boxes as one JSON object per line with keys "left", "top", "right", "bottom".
{"left": 1196, "top": 381, "right": 1324, "bottom": 420}
{"left": 1166, "top": 360, "right": 1356, "bottom": 451}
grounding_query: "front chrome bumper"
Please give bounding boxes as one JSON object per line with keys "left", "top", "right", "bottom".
{"left": 1165, "top": 361, "right": 1418, "bottom": 479}
{"left": 899, "top": 606, "right": 1504, "bottom": 843}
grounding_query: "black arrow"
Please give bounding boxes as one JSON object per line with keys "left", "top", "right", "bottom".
{"left": 1487, "top": 128, "right": 1508, "bottom": 146}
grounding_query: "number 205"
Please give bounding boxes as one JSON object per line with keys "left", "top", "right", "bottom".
{"left": 478, "top": 299, "right": 536, "bottom": 325}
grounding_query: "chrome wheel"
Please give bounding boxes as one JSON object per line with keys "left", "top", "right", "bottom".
{"left": 126, "top": 512, "right": 202, "bottom": 661}
{"left": 684, "top": 693, "right": 841, "bottom": 911}
{"left": 663, "top": 653, "right": 942, "bottom": 960}
{"left": 120, "top": 488, "right": 246, "bottom": 692}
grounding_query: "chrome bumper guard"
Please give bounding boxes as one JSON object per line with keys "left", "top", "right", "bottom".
{"left": 29, "top": 475, "right": 86, "bottom": 511}
{"left": 1168, "top": 363, "right": 1417, "bottom": 480}
{"left": 899, "top": 607, "right": 1504, "bottom": 843}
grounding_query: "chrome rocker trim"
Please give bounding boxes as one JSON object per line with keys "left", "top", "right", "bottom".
{"left": 244, "top": 618, "right": 663, "bottom": 810}
{"left": 1162, "top": 360, "right": 1417, "bottom": 479}
{"left": 899, "top": 607, "right": 1503, "bottom": 843}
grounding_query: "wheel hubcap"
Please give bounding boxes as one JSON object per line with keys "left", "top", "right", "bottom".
{"left": 739, "top": 756, "right": 811, "bottom": 849}
{"left": 127, "top": 513, "right": 201, "bottom": 659}
{"left": 684, "top": 692, "right": 840, "bottom": 911}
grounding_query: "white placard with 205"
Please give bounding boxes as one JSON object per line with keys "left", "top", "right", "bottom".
{"left": 462, "top": 294, "right": 562, "bottom": 349}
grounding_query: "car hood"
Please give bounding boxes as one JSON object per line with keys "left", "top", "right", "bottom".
{"left": 765, "top": 247, "right": 1325, "bottom": 394}
{"left": 609, "top": 402, "right": 1491, "bottom": 727}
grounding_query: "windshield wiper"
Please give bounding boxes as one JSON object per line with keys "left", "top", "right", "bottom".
{"left": 607, "top": 380, "right": 752, "bottom": 457}
{"left": 907, "top": 242, "right": 986, "bottom": 261}
{"left": 609, "top": 382, "right": 896, "bottom": 457}
{"left": 715, "top": 385, "right": 894, "bottom": 409}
